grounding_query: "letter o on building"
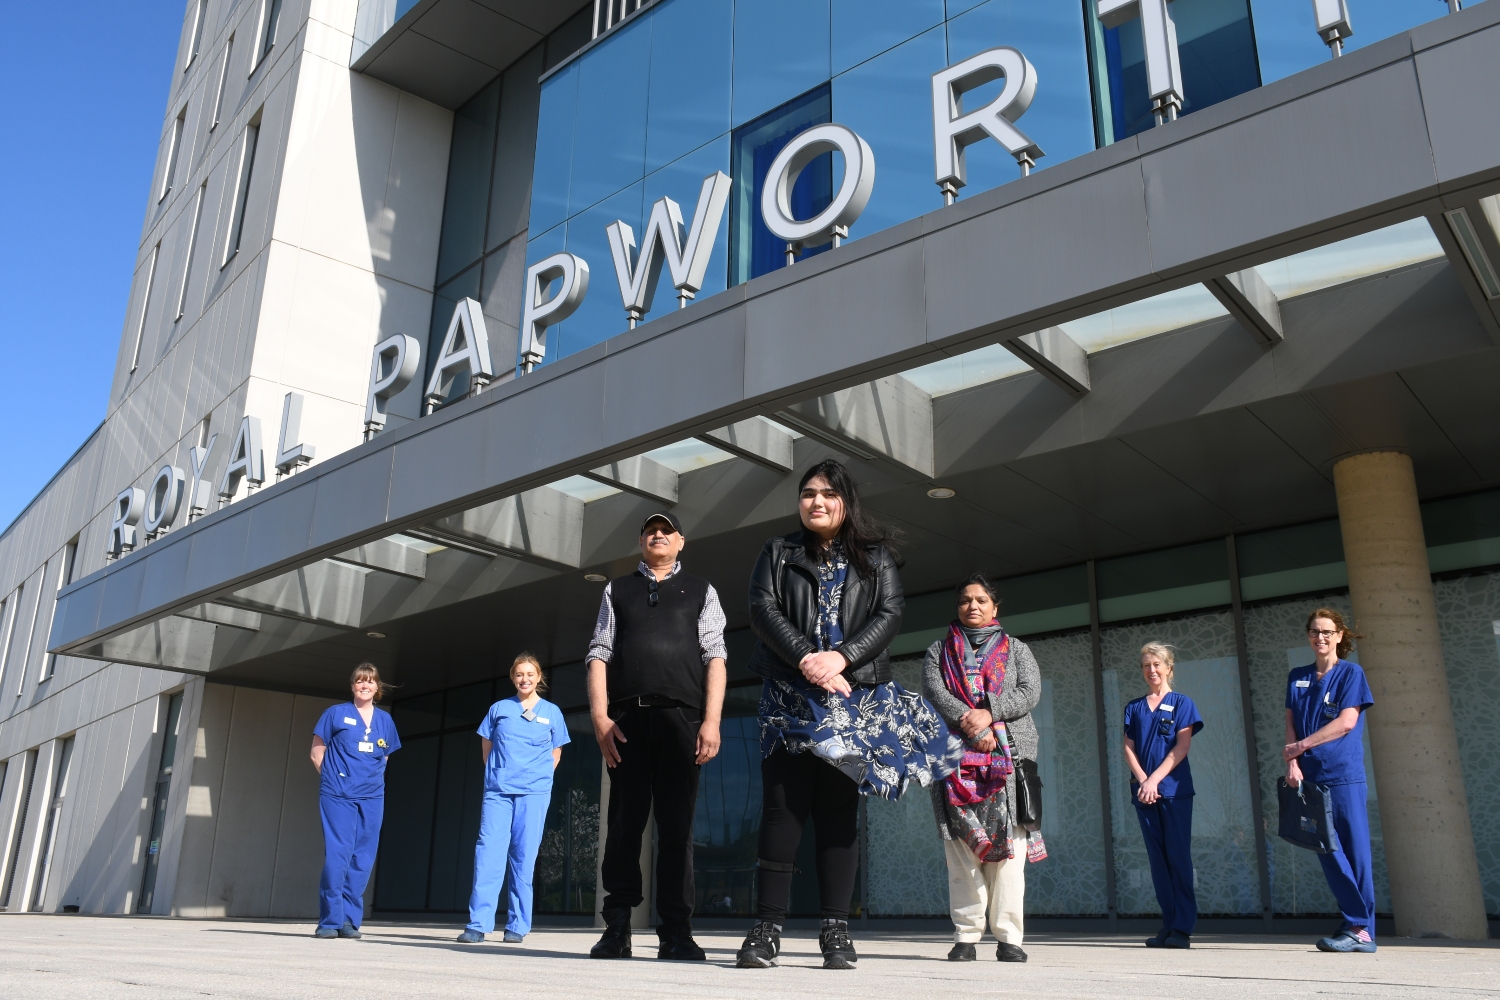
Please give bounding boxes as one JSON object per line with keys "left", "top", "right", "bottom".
{"left": 143, "top": 464, "right": 186, "bottom": 535}
{"left": 760, "top": 123, "right": 875, "bottom": 249}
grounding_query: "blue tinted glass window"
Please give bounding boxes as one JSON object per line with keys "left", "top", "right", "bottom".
{"left": 1095, "top": 0, "right": 1261, "bottom": 142}
{"left": 531, "top": 63, "right": 580, "bottom": 236}
{"left": 558, "top": 182, "right": 646, "bottom": 360}
{"left": 832, "top": 27, "right": 948, "bottom": 237}
{"left": 730, "top": 86, "right": 833, "bottom": 286}
{"left": 488, "top": 46, "right": 544, "bottom": 252}
{"left": 832, "top": 0, "right": 944, "bottom": 76}
{"left": 1249, "top": 0, "right": 1449, "bottom": 86}
{"left": 640, "top": 135, "right": 732, "bottom": 325}
{"left": 732, "top": 0, "right": 831, "bottom": 127}
{"left": 645, "top": 0, "right": 733, "bottom": 173}
{"left": 569, "top": 14, "right": 652, "bottom": 215}
{"left": 435, "top": 79, "right": 499, "bottom": 285}
{"left": 945, "top": 1, "right": 1095, "bottom": 190}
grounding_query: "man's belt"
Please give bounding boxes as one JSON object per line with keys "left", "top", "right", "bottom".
{"left": 613, "top": 694, "right": 689, "bottom": 709}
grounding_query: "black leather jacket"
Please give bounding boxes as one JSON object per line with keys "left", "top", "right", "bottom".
{"left": 746, "top": 531, "right": 904, "bottom": 687}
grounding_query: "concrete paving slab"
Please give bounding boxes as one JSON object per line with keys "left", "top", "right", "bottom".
{"left": 1, "top": 917, "right": 1495, "bottom": 999}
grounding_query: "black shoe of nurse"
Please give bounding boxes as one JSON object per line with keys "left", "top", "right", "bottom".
{"left": 502, "top": 931, "right": 525, "bottom": 943}
{"left": 590, "top": 917, "right": 632, "bottom": 959}
{"left": 996, "top": 942, "right": 1027, "bottom": 962}
{"left": 735, "top": 921, "right": 781, "bottom": 968}
{"left": 819, "top": 919, "right": 858, "bottom": 969}
{"left": 947, "top": 942, "right": 977, "bottom": 961}
{"left": 657, "top": 928, "right": 706, "bottom": 961}
{"left": 338, "top": 921, "right": 361, "bottom": 939}
{"left": 1163, "top": 930, "right": 1191, "bottom": 949}
{"left": 456, "top": 929, "right": 484, "bottom": 943}
{"left": 1144, "top": 929, "right": 1169, "bottom": 947}
{"left": 314, "top": 926, "right": 338, "bottom": 939}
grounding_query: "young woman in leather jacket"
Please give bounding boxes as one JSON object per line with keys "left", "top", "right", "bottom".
{"left": 735, "top": 460, "right": 961, "bottom": 971}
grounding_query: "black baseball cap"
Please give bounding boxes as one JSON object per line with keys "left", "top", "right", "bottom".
{"left": 640, "top": 511, "right": 682, "bottom": 535}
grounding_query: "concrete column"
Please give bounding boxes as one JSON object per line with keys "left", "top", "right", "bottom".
{"left": 1333, "top": 451, "right": 1488, "bottom": 939}
{"left": 593, "top": 766, "right": 652, "bottom": 929}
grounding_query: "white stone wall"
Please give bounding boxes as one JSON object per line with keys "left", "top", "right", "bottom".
{"left": 0, "top": 0, "right": 451, "bottom": 917}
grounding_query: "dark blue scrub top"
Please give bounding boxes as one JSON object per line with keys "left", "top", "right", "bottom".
{"left": 1123, "top": 692, "right": 1204, "bottom": 799}
{"left": 314, "top": 703, "right": 401, "bottom": 799}
{"left": 478, "top": 697, "right": 570, "bottom": 795}
{"left": 1286, "top": 659, "right": 1374, "bottom": 786}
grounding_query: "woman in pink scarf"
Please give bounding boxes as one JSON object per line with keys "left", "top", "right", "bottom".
{"left": 922, "top": 574, "right": 1043, "bottom": 964}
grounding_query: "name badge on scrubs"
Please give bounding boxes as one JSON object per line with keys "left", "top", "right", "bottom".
{"left": 344, "top": 716, "right": 357, "bottom": 724}
{"left": 358, "top": 741, "right": 374, "bottom": 753}
{"left": 1295, "top": 679, "right": 1310, "bottom": 688}
{"left": 1159, "top": 703, "right": 1174, "bottom": 713}
{"left": 537, "top": 717, "right": 550, "bottom": 725}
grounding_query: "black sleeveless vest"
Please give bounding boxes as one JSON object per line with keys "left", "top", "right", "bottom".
{"left": 606, "top": 570, "right": 710, "bottom": 709}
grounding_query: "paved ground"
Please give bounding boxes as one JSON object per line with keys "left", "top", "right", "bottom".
{"left": 1, "top": 917, "right": 1495, "bottom": 999}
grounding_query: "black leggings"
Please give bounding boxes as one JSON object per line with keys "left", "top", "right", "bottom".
{"left": 755, "top": 745, "right": 860, "bottom": 921}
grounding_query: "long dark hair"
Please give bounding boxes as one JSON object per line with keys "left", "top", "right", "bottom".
{"left": 797, "top": 459, "right": 894, "bottom": 577}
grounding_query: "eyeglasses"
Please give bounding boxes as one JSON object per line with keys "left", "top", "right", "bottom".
{"left": 648, "top": 577, "right": 659, "bottom": 607}
{"left": 1308, "top": 629, "right": 1340, "bottom": 638}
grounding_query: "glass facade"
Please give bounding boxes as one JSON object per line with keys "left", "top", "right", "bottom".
{"left": 374, "top": 485, "right": 1500, "bottom": 919}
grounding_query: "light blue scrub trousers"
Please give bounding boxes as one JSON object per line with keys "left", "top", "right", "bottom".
{"left": 466, "top": 791, "right": 550, "bottom": 935}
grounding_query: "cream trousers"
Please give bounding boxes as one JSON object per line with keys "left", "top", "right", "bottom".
{"left": 944, "top": 827, "right": 1026, "bottom": 944}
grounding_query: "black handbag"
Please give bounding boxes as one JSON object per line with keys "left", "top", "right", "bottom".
{"left": 1006, "top": 727, "right": 1043, "bottom": 833}
{"left": 1277, "top": 778, "right": 1340, "bottom": 854}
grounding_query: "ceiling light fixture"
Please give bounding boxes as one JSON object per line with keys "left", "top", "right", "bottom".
{"left": 584, "top": 573, "right": 608, "bottom": 582}
{"left": 927, "top": 487, "right": 957, "bottom": 499}
{"left": 366, "top": 631, "right": 386, "bottom": 638}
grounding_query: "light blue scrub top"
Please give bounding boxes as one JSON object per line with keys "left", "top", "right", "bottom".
{"left": 478, "top": 697, "right": 570, "bottom": 794}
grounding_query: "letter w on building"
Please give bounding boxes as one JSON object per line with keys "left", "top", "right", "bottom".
{"left": 606, "top": 171, "right": 731, "bottom": 327}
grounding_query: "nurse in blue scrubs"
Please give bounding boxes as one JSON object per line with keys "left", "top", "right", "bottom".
{"left": 311, "top": 662, "right": 401, "bottom": 939}
{"left": 1285, "top": 607, "right": 1377, "bottom": 954}
{"left": 457, "top": 653, "right": 570, "bottom": 944}
{"left": 1123, "top": 641, "right": 1204, "bottom": 950}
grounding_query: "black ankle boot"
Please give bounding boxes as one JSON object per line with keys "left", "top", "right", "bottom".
{"left": 590, "top": 914, "right": 632, "bottom": 959}
{"left": 735, "top": 920, "right": 781, "bottom": 968}
{"left": 819, "top": 919, "right": 857, "bottom": 969}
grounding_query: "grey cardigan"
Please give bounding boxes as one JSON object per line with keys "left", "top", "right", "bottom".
{"left": 922, "top": 633, "right": 1041, "bottom": 817}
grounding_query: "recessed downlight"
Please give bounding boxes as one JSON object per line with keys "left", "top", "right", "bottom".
{"left": 927, "top": 487, "right": 957, "bottom": 499}
{"left": 366, "top": 631, "right": 386, "bottom": 639}
{"left": 584, "top": 573, "right": 608, "bottom": 582}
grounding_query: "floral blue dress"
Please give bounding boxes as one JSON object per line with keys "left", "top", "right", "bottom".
{"left": 758, "top": 542, "right": 962, "bottom": 800}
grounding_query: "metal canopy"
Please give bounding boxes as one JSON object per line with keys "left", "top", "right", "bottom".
{"left": 50, "top": 9, "right": 1500, "bottom": 681}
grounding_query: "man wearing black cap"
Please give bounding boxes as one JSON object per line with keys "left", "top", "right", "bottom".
{"left": 586, "top": 511, "right": 726, "bottom": 960}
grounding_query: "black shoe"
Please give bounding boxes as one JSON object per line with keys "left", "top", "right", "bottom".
{"left": 590, "top": 919, "right": 632, "bottom": 959}
{"left": 658, "top": 929, "right": 706, "bottom": 961}
{"left": 819, "top": 919, "right": 858, "bottom": 969}
{"left": 1144, "top": 929, "right": 1169, "bottom": 948}
{"left": 947, "top": 942, "right": 977, "bottom": 961}
{"left": 736, "top": 920, "right": 781, "bottom": 968}
{"left": 1163, "top": 930, "right": 1191, "bottom": 949}
{"left": 996, "top": 942, "right": 1027, "bottom": 962}
{"left": 337, "top": 921, "right": 361, "bottom": 939}
{"left": 314, "top": 927, "right": 338, "bottom": 939}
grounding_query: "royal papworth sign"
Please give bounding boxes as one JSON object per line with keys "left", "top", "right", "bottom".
{"left": 107, "top": 3, "right": 1352, "bottom": 557}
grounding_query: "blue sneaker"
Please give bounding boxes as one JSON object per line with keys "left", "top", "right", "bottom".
{"left": 1163, "top": 930, "right": 1191, "bottom": 949}
{"left": 338, "top": 921, "right": 361, "bottom": 939}
{"left": 1316, "top": 930, "right": 1376, "bottom": 953}
{"left": 456, "top": 929, "right": 485, "bottom": 943}
{"left": 503, "top": 931, "right": 525, "bottom": 943}
{"left": 314, "top": 927, "right": 338, "bottom": 939}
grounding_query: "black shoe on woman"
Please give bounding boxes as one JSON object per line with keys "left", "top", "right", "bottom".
{"left": 736, "top": 921, "right": 781, "bottom": 968}
{"left": 819, "top": 919, "right": 858, "bottom": 969}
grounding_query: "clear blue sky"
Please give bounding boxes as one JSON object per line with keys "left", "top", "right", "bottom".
{"left": 0, "top": 2, "right": 183, "bottom": 531}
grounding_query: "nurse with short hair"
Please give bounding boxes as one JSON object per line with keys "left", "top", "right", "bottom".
{"left": 457, "top": 653, "right": 570, "bottom": 944}
{"left": 311, "top": 662, "right": 401, "bottom": 939}
{"left": 1123, "top": 642, "right": 1204, "bottom": 950}
{"left": 1285, "top": 607, "right": 1377, "bottom": 953}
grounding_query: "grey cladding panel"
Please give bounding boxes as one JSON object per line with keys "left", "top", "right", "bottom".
{"left": 307, "top": 451, "right": 394, "bottom": 552}
{"left": 183, "top": 511, "right": 251, "bottom": 600}
{"left": 136, "top": 535, "right": 193, "bottom": 620}
{"left": 1143, "top": 61, "right": 1438, "bottom": 273}
{"left": 412, "top": 0, "right": 541, "bottom": 69}
{"left": 362, "top": 31, "right": 499, "bottom": 110}
{"left": 244, "top": 480, "right": 317, "bottom": 578}
{"left": 601, "top": 306, "right": 747, "bottom": 448}
{"left": 923, "top": 162, "right": 1155, "bottom": 346}
{"left": 1414, "top": 19, "right": 1500, "bottom": 187}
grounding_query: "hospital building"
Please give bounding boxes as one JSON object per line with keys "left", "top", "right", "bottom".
{"left": 3, "top": 0, "right": 1500, "bottom": 939}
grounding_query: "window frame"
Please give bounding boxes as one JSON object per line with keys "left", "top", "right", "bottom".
{"left": 222, "top": 118, "right": 261, "bottom": 268}
{"left": 158, "top": 107, "right": 188, "bottom": 204}
{"left": 184, "top": 0, "right": 209, "bottom": 72}
{"left": 210, "top": 36, "right": 233, "bottom": 132}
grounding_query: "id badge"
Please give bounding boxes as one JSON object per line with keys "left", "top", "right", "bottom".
{"left": 1026, "top": 832, "right": 1048, "bottom": 863}
{"left": 358, "top": 741, "right": 374, "bottom": 753}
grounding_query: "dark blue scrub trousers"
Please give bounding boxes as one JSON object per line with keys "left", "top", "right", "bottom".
{"left": 466, "top": 791, "right": 550, "bottom": 936}
{"left": 319, "top": 794, "right": 383, "bottom": 931}
{"left": 1135, "top": 796, "right": 1197, "bottom": 935}
{"left": 1318, "top": 781, "right": 1377, "bottom": 936}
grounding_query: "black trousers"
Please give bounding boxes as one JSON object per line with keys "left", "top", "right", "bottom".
{"left": 599, "top": 705, "right": 701, "bottom": 932}
{"left": 755, "top": 745, "right": 860, "bottom": 921}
